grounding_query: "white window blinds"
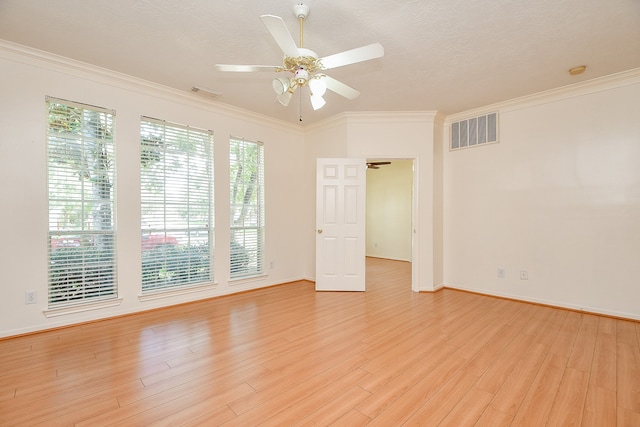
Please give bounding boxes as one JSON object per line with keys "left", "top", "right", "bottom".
{"left": 229, "top": 137, "right": 265, "bottom": 279}
{"left": 47, "top": 97, "right": 117, "bottom": 307}
{"left": 140, "top": 117, "right": 214, "bottom": 293}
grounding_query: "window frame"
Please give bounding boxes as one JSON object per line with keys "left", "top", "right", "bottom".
{"left": 140, "top": 117, "right": 214, "bottom": 294}
{"left": 229, "top": 136, "right": 265, "bottom": 280}
{"left": 46, "top": 97, "right": 117, "bottom": 308}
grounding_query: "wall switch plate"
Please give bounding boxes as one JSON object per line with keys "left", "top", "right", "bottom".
{"left": 520, "top": 270, "right": 529, "bottom": 280}
{"left": 25, "top": 290, "right": 37, "bottom": 304}
{"left": 497, "top": 268, "right": 506, "bottom": 278}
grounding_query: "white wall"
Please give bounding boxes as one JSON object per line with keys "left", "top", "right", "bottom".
{"left": 346, "top": 113, "right": 439, "bottom": 292}
{"left": 2, "top": 41, "right": 639, "bottom": 337}
{"left": 443, "top": 71, "right": 640, "bottom": 320}
{"left": 303, "top": 112, "right": 439, "bottom": 291}
{"left": 300, "top": 116, "right": 349, "bottom": 280}
{"left": 0, "top": 43, "right": 308, "bottom": 337}
{"left": 366, "top": 160, "right": 413, "bottom": 261}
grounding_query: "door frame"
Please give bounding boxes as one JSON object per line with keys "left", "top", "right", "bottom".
{"left": 364, "top": 157, "right": 418, "bottom": 292}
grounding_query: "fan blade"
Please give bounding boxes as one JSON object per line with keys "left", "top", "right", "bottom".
{"left": 319, "top": 43, "right": 384, "bottom": 70}
{"left": 260, "top": 15, "right": 299, "bottom": 58}
{"left": 215, "top": 64, "right": 281, "bottom": 72}
{"left": 323, "top": 76, "right": 360, "bottom": 100}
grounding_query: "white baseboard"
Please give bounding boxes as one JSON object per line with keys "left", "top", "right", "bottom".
{"left": 443, "top": 284, "right": 640, "bottom": 321}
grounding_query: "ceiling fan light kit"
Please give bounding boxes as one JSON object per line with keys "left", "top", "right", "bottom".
{"left": 276, "top": 91, "right": 292, "bottom": 106}
{"left": 272, "top": 77, "right": 290, "bottom": 95}
{"left": 309, "top": 78, "right": 327, "bottom": 97}
{"left": 214, "top": 3, "right": 383, "bottom": 114}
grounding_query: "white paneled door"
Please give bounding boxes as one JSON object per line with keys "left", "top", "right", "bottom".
{"left": 316, "top": 158, "right": 366, "bottom": 291}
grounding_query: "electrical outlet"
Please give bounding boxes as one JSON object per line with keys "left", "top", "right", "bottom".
{"left": 25, "top": 290, "right": 37, "bottom": 304}
{"left": 269, "top": 261, "right": 274, "bottom": 269}
{"left": 497, "top": 268, "right": 505, "bottom": 278}
{"left": 520, "top": 270, "right": 529, "bottom": 280}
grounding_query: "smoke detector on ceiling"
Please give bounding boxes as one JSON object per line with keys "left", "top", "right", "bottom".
{"left": 568, "top": 65, "right": 586, "bottom": 76}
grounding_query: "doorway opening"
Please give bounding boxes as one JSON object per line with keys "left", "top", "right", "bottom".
{"left": 365, "top": 158, "right": 415, "bottom": 290}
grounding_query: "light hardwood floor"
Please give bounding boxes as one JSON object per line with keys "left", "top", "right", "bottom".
{"left": 1, "top": 257, "right": 639, "bottom": 426}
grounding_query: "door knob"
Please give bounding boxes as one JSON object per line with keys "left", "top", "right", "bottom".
{"left": 317, "top": 229, "right": 323, "bottom": 234}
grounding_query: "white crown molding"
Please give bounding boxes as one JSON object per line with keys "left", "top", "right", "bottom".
{"left": 304, "top": 112, "right": 350, "bottom": 133}
{"left": 6, "top": 38, "right": 636, "bottom": 136}
{"left": 445, "top": 67, "right": 640, "bottom": 124}
{"left": 0, "top": 39, "right": 303, "bottom": 134}
{"left": 305, "top": 110, "right": 442, "bottom": 134}
{"left": 344, "top": 111, "right": 440, "bottom": 124}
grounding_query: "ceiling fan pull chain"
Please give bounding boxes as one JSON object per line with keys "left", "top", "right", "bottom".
{"left": 299, "top": 89, "right": 303, "bottom": 122}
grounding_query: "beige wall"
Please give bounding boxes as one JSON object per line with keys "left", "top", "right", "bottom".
{"left": 0, "top": 43, "right": 307, "bottom": 337}
{"left": 300, "top": 117, "right": 349, "bottom": 281}
{"left": 305, "top": 112, "right": 440, "bottom": 291}
{"left": 346, "top": 113, "right": 439, "bottom": 292}
{"left": 1, "top": 40, "right": 639, "bottom": 338}
{"left": 366, "top": 160, "right": 413, "bottom": 261}
{"left": 443, "top": 72, "right": 640, "bottom": 319}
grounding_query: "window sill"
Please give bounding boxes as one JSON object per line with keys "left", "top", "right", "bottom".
{"left": 44, "top": 298, "right": 124, "bottom": 318}
{"left": 229, "top": 274, "right": 267, "bottom": 286}
{"left": 138, "top": 282, "right": 218, "bottom": 302}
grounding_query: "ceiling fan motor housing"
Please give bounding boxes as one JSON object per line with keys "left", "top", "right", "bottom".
{"left": 294, "top": 3, "right": 309, "bottom": 19}
{"left": 294, "top": 67, "right": 309, "bottom": 85}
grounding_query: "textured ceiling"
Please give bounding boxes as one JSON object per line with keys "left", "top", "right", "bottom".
{"left": 1, "top": 0, "right": 639, "bottom": 125}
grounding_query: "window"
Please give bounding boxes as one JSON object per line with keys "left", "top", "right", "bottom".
{"left": 229, "top": 137, "right": 264, "bottom": 279}
{"left": 140, "top": 117, "right": 214, "bottom": 293}
{"left": 47, "top": 97, "right": 117, "bottom": 307}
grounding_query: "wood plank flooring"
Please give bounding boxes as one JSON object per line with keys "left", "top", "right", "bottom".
{"left": 1, "top": 257, "right": 639, "bottom": 426}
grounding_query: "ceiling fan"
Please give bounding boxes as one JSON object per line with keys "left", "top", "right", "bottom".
{"left": 215, "top": 3, "right": 384, "bottom": 111}
{"left": 367, "top": 161, "right": 391, "bottom": 169}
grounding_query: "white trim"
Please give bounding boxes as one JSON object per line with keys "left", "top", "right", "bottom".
{"left": 344, "top": 111, "right": 440, "bottom": 124}
{"left": 411, "top": 157, "right": 420, "bottom": 293}
{"left": 444, "top": 284, "right": 640, "bottom": 321}
{"left": 0, "top": 39, "right": 304, "bottom": 134}
{"left": 445, "top": 68, "right": 640, "bottom": 124}
{"left": 304, "top": 113, "right": 349, "bottom": 133}
{"left": 431, "top": 283, "right": 446, "bottom": 292}
{"left": 44, "top": 298, "right": 123, "bottom": 318}
{"left": 305, "top": 111, "right": 441, "bottom": 133}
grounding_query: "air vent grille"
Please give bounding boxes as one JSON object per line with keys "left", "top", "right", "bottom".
{"left": 191, "top": 86, "right": 221, "bottom": 99}
{"left": 451, "top": 112, "right": 498, "bottom": 150}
